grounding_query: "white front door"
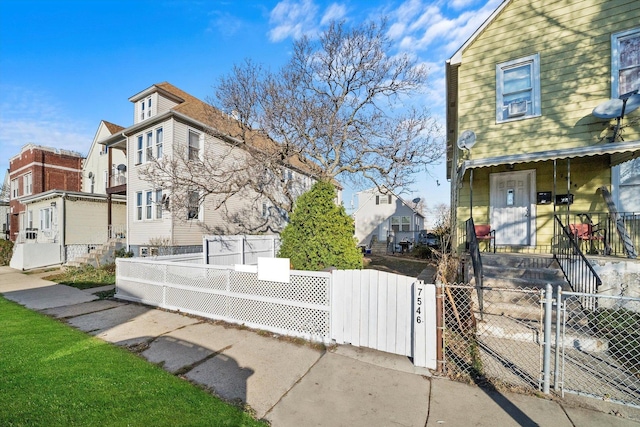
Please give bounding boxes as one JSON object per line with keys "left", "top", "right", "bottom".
{"left": 490, "top": 170, "right": 535, "bottom": 246}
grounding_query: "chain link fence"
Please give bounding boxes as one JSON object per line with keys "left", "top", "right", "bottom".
{"left": 560, "top": 291, "right": 640, "bottom": 407}
{"left": 440, "top": 284, "right": 543, "bottom": 392}
{"left": 440, "top": 284, "right": 640, "bottom": 407}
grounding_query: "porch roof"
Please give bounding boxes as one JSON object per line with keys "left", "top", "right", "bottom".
{"left": 457, "top": 139, "right": 640, "bottom": 178}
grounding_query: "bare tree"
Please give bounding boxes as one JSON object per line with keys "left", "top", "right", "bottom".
{"left": 216, "top": 20, "right": 442, "bottom": 192}
{"left": 141, "top": 19, "right": 442, "bottom": 234}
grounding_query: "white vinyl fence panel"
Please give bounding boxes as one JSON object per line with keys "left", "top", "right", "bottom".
{"left": 204, "top": 235, "right": 280, "bottom": 265}
{"left": 115, "top": 258, "right": 437, "bottom": 367}
{"left": 116, "top": 258, "right": 330, "bottom": 342}
{"left": 331, "top": 269, "right": 416, "bottom": 357}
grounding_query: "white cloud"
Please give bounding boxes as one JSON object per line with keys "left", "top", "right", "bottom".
{"left": 321, "top": 3, "right": 347, "bottom": 25}
{"left": 0, "top": 86, "right": 93, "bottom": 173}
{"left": 388, "top": 0, "right": 502, "bottom": 55}
{"left": 268, "top": 0, "right": 320, "bottom": 42}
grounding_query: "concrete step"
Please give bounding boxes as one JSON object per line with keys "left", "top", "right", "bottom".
{"left": 476, "top": 313, "right": 609, "bottom": 352}
{"left": 480, "top": 253, "right": 558, "bottom": 269}
{"left": 483, "top": 264, "right": 565, "bottom": 282}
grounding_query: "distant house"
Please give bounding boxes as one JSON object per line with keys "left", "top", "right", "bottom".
{"left": 9, "top": 121, "right": 129, "bottom": 270}
{"left": 353, "top": 187, "right": 424, "bottom": 251}
{"left": 100, "top": 82, "right": 323, "bottom": 256}
{"left": 8, "top": 144, "right": 83, "bottom": 242}
{"left": 446, "top": 0, "right": 640, "bottom": 255}
{"left": 1, "top": 170, "right": 9, "bottom": 240}
{"left": 9, "top": 190, "right": 126, "bottom": 270}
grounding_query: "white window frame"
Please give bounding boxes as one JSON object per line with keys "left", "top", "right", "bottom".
{"left": 40, "top": 207, "right": 52, "bottom": 231}
{"left": 136, "top": 191, "right": 143, "bottom": 221}
{"left": 496, "top": 53, "right": 541, "bottom": 123}
{"left": 188, "top": 130, "right": 201, "bottom": 161}
{"left": 156, "top": 127, "right": 163, "bottom": 159}
{"left": 611, "top": 27, "right": 640, "bottom": 211}
{"left": 23, "top": 173, "right": 32, "bottom": 196}
{"left": 145, "top": 190, "right": 153, "bottom": 220}
{"left": 146, "top": 131, "right": 153, "bottom": 161}
{"left": 11, "top": 178, "right": 19, "bottom": 199}
{"left": 155, "top": 189, "right": 163, "bottom": 219}
{"left": 136, "top": 135, "right": 143, "bottom": 165}
{"left": 611, "top": 27, "right": 640, "bottom": 98}
{"left": 139, "top": 100, "right": 145, "bottom": 121}
{"left": 187, "top": 190, "right": 202, "bottom": 221}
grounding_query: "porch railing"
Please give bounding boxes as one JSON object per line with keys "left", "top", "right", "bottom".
{"left": 565, "top": 211, "right": 639, "bottom": 258}
{"left": 552, "top": 215, "right": 601, "bottom": 310}
{"left": 465, "top": 218, "right": 484, "bottom": 318}
{"left": 109, "top": 173, "right": 126, "bottom": 187}
{"left": 14, "top": 228, "right": 59, "bottom": 244}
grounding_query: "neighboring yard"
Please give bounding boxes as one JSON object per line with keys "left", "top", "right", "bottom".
{"left": 364, "top": 254, "right": 436, "bottom": 281}
{"left": 0, "top": 297, "right": 266, "bottom": 427}
{"left": 43, "top": 264, "right": 116, "bottom": 289}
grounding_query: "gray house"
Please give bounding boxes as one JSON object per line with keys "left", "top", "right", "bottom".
{"left": 353, "top": 187, "right": 425, "bottom": 252}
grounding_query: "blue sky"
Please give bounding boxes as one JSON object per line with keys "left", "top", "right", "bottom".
{"left": 0, "top": 0, "right": 501, "bottom": 219}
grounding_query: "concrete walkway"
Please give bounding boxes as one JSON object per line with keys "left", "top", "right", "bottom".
{"left": 1, "top": 266, "right": 639, "bottom": 426}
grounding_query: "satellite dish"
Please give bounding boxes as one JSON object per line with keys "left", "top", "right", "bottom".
{"left": 593, "top": 99, "right": 624, "bottom": 119}
{"left": 88, "top": 172, "right": 93, "bottom": 179}
{"left": 593, "top": 91, "right": 640, "bottom": 142}
{"left": 593, "top": 93, "right": 640, "bottom": 119}
{"left": 116, "top": 164, "right": 127, "bottom": 172}
{"left": 412, "top": 197, "right": 421, "bottom": 204}
{"left": 457, "top": 130, "right": 476, "bottom": 150}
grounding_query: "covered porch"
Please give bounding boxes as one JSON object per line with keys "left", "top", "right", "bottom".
{"left": 454, "top": 139, "right": 640, "bottom": 260}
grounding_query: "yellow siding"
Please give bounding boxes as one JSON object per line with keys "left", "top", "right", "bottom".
{"left": 457, "top": 0, "right": 640, "bottom": 161}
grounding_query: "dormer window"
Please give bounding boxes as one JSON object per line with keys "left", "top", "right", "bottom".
{"left": 139, "top": 96, "right": 152, "bottom": 121}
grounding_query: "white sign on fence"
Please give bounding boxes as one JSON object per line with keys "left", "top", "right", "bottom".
{"left": 413, "top": 282, "right": 437, "bottom": 369}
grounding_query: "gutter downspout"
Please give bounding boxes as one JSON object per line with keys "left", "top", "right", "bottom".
{"left": 61, "top": 193, "right": 66, "bottom": 263}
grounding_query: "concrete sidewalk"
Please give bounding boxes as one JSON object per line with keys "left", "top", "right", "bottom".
{"left": 1, "top": 265, "right": 638, "bottom": 426}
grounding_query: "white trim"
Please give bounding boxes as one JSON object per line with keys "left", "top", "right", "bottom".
{"left": 496, "top": 53, "right": 541, "bottom": 123}
{"left": 489, "top": 169, "right": 536, "bottom": 247}
{"left": 459, "top": 139, "right": 640, "bottom": 178}
{"left": 449, "top": 0, "right": 512, "bottom": 65}
{"left": 611, "top": 26, "right": 640, "bottom": 98}
{"left": 9, "top": 162, "right": 82, "bottom": 176}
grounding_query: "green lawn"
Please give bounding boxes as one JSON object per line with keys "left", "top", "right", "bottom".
{"left": 43, "top": 264, "right": 116, "bottom": 289}
{"left": 0, "top": 297, "right": 265, "bottom": 427}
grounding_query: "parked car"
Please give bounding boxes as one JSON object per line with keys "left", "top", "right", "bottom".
{"left": 418, "top": 231, "right": 440, "bottom": 248}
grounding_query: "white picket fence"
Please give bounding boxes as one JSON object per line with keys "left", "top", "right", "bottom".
{"left": 115, "top": 257, "right": 436, "bottom": 369}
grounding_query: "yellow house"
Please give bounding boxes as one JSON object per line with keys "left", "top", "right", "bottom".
{"left": 447, "top": 0, "right": 640, "bottom": 257}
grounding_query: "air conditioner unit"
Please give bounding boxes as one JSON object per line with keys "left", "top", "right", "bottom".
{"left": 508, "top": 100, "right": 528, "bottom": 117}
{"left": 139, "top": 247, "right": 149, "bottom": 257}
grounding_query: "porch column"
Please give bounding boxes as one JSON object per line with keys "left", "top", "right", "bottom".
{"left": 469, "top": 168, "right": 474, "bottom": 220}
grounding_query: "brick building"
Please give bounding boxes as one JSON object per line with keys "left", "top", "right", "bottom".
{"left": 8, "top": 144, "right": 83, "bottom": 241}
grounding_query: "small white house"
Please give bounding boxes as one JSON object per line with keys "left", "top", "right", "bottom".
{"left": 9, "top": 190, "right": 126, "bottom": 270}
{"left": 353, "top": 188, "right": 425, "bottom": 248}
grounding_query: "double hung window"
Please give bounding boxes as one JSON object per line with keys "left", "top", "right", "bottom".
{"left": 23, "top": 173, "right": 32, "bottom": 195}
{"left": 188, "top": 131, "right": 200, "bottom": 161}
{"left": 496, "top": 53, "right": 541, "bottom": 122}
{"left": 187, "top": 190, "right": 201, "bottom": 220}
{"left": 40, "top": 207, "right": 52, "bottom": 230}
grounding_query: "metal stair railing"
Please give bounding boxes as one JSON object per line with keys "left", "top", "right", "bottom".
{"left": 552, "top": 215, "right": 601, "bottom": 311}
{"left": 465, "top": 217, "right": 484, "bottom": 319}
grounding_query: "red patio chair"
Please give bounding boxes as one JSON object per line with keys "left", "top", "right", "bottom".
{"left": 474, "top": 224, "right": 496, "bottom": 253}
{"left": 569, "top": 223, "right": 606, "bottom": 254}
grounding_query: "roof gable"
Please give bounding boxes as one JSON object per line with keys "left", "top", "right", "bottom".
{"left": 449, "top": 0, "right": 511, "bottom": 65}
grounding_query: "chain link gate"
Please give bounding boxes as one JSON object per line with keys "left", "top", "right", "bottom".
{"left": 439, "top": 283, "right": 640, "bottom": 408}
{"left": 439, "top": 284, "right": 545, "bottom": 392}
{"left": 557, "top": 288, "right": 640, "bottom": 407}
